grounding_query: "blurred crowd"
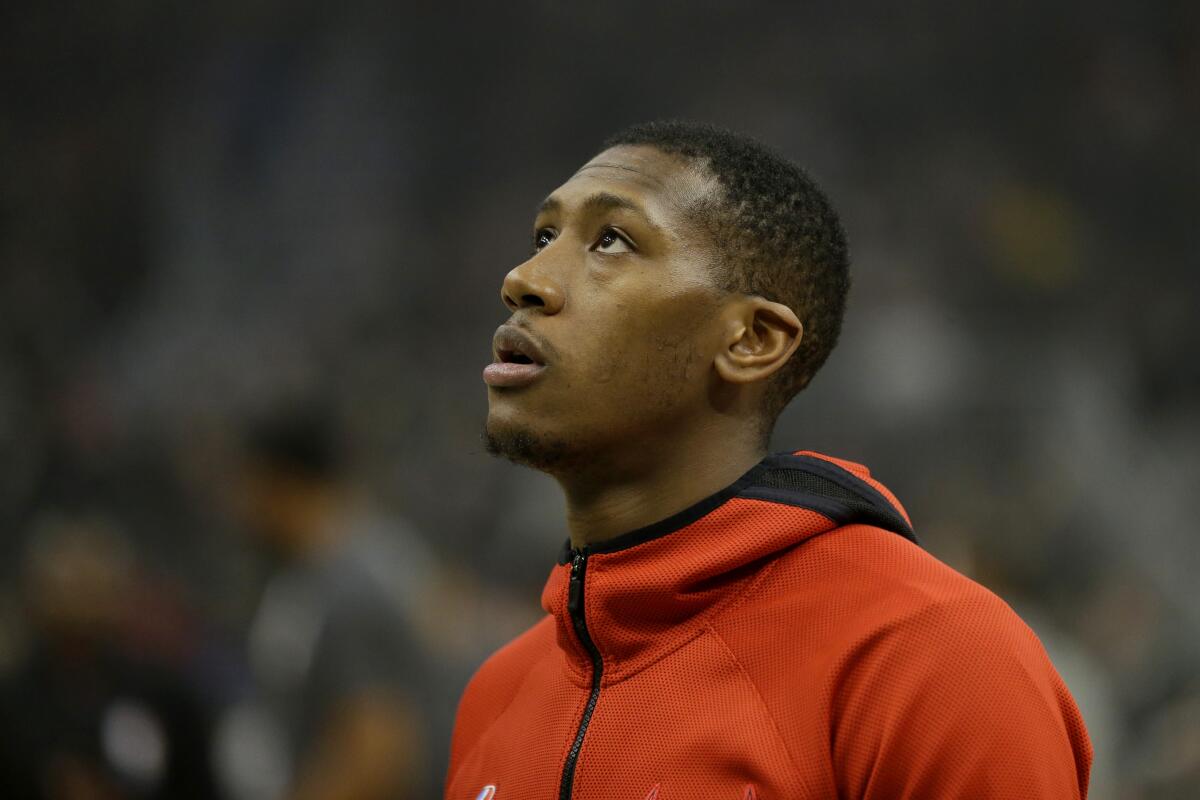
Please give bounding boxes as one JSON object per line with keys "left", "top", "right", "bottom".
{"left": 0, "top": 1, "right": 1196, "bottom": 798}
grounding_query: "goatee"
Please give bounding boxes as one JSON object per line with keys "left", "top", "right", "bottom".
{"left": 483, "top": 423, "right": 578, "bottom": 473}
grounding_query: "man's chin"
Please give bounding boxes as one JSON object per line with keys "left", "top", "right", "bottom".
{"left": 483, "top": 421, "right": 579, "bottom": 474}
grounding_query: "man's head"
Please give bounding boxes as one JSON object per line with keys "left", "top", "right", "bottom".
{"left": 484, "top": 121, "right": 849, "bottom": 474}
{"left": 237, "top": 408, "right": 344, "bottom": 555}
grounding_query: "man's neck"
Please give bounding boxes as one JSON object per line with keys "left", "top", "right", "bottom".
{"left": 557, "top": 429, "right": 766, "bottom": 549}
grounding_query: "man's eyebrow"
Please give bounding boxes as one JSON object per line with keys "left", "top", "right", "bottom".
{"left": 581, "top": 191, "right": 643, "bottom": 217}
{"left": 535, "top": 192, "right": 653, "bottom": 223}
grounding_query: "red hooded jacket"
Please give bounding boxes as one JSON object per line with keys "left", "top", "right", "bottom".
{"left": 446, "top": 451, "right": 1092, "bottom": 799}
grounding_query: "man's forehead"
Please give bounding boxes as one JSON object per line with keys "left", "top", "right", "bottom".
{"left": 541, "top": 145, "right": 713, "bottom": 214}
{"left": 575, "top": 145, "right": 680, "bottom": 182}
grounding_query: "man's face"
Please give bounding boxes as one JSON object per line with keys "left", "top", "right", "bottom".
{"left": 484, "top": 145, "right": 729, "bottom": 472}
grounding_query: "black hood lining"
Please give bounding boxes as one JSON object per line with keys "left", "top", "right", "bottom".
{"left": 740, "top": 453, "right": 917, "bottom": 544}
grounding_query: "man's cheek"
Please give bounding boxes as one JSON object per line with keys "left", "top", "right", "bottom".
{"left": 584, "top": 338, "right": 633, "bottom": 386}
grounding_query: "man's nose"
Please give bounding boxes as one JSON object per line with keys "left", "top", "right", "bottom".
{"left": 501, "top": 258, "right": 565, "bottom": 314}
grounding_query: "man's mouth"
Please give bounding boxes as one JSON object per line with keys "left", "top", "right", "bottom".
{"left": 483, "top": 325, "right": 549, "bottom": 388}
{"left": 496, "top": 347, "right": 538, "bottom": 365}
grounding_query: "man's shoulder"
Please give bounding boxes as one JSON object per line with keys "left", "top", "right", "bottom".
{"left": 716, "top": 522, "right": 1046, "bottom": 672}
{"left": 448, "top": 614, "right": 557, "bottom": 780}
{"left": 712, "top": 523, "right": 1090, "bottom": 794}
{"left": 453, "top": 614, "right": 557, "bottom": 724}
{"left": 745, "top": 524, "right": 1093, "bottom": 797}
{"left": 467, "top": 613, "right": 558, "bottom": 690}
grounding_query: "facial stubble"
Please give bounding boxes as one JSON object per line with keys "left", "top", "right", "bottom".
{"left": 483, "top": 421, "right": 579, "bottom": 473}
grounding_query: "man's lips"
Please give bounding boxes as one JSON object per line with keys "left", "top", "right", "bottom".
{"left": 483, "top": 324, "right": 549, "bottom": 388}
{"left": 482, "top": 361, "right": 545, "bottom": 387}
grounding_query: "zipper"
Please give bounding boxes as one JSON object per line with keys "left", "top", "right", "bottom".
{"left": 559, "top": 548, "right": 603, "bottom": 800}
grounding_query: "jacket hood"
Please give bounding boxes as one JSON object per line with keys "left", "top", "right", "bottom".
{"left": 541, "top": 451, "right": 915, "bottom": 685}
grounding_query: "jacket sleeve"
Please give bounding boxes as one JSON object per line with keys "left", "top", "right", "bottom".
{"left": 829, "top": 591, "right": 1093, "bottom": 799}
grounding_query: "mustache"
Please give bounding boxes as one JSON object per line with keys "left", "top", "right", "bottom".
{"left": 502, "top": 315, "right": 561, "bottom": 362}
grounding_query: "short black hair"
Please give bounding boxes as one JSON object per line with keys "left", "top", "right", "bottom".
{"left": 601, "top": 120, "right": 850, "bottom": 421}
{"left": 244, "top": 406, "right": 343, "bottom": 480}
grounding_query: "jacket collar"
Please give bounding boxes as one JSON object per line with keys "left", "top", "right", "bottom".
{"left": 540, "top": 451, "right": 915, "bottom": 685}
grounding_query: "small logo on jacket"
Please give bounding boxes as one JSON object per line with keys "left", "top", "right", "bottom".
{"left": 475, "top": 786, "right": 496, "bottom": 800}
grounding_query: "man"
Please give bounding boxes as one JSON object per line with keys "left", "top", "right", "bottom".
{"left": 448, "top": 121, "right": 1092, "bottom": 798}
{"left": 228, "top": 410, "right": 432, "bottom": 799}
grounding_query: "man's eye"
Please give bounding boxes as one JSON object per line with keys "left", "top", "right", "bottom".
{"left": 594, "top": 228, "right": 632, "bottom": 254}
{"left": 533, "top": 229, "right": 556, "bottom": 252}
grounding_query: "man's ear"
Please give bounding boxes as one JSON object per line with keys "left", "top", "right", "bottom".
{"left": 713, "top": 297, "right": 804, "bottom": 385}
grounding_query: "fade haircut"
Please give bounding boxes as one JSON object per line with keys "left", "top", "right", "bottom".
{"left": 601, "top": 121, "right": 850, "bottom": 422}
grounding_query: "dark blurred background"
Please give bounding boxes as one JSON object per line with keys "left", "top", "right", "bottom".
{"left": 0, "top": 1, "right": 1197, "bottom": 798}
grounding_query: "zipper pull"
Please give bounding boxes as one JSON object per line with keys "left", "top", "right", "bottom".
{"left": 567, "top": 550, "right": 585, "bottom": 618}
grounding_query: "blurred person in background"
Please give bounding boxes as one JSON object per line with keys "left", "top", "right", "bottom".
{"left": 0, "top": 514, "right": 217, "bottom": 800}
{"left": 216, "top": 408, "right": 432, "bottom": 800}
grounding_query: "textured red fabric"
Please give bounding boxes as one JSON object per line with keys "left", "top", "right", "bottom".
{"left": 446, "top": 452, "right": 1092, "bottom": 798}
